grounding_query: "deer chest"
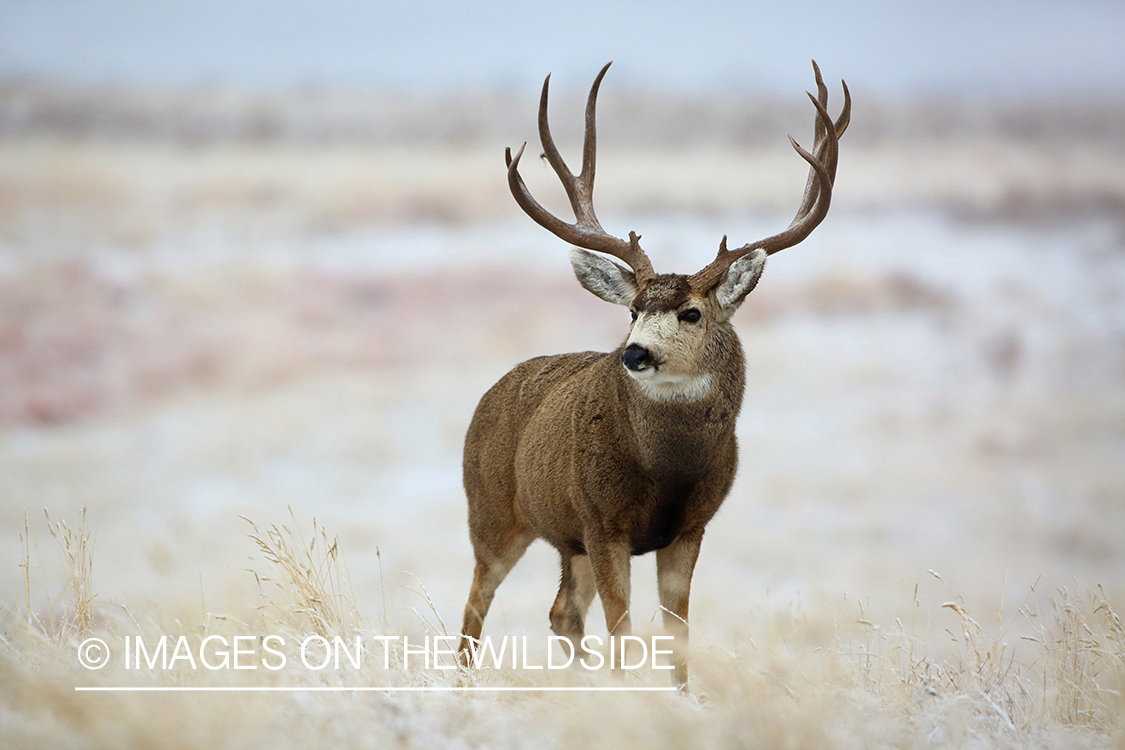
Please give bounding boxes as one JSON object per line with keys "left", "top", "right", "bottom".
{"left": 628, "top": 471, "right": 701, "bottom": 555}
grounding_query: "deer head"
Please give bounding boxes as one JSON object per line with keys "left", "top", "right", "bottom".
{"left": 506, "top": 61, "right": 850, "bottom": 400}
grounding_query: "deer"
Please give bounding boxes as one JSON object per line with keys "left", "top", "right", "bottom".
{"left": 458, "top": 61, "right": 849, "bottom": 688}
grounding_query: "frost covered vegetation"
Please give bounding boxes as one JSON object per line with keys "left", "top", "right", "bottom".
{"left": 1, "top": 83, "right": 1123, "bottom": 748}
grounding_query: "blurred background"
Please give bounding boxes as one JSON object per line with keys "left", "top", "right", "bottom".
{"left": 1, "top": 0, "right": 1123, "bottom": 661}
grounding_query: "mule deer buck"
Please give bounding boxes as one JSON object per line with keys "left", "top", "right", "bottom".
{"left": 459, "top": 61, "right": 849, "bottom": 687}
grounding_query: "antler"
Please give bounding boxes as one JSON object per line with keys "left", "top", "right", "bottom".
{"left": 689, "top": 60, "right": 851, "bottom": 292}
{"left": 506, "top": 62, "right": 655, "bottom": 283}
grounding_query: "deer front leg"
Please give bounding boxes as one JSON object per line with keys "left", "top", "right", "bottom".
{"left": 550, "top": 553, "right": 596, "bottom": 641}
{"left": 584, "top": 533, "right": 632, "bottom": 668}
{"left": 656, "top": 529, "right": 703, "bottom": 689}
{"left": 548, "top": 553, "right": 596, "bottom": 667}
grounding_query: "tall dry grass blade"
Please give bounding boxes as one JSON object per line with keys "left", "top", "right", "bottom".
{"left": 20, "top": 507, "right": 99, "bottom": 642}
{"left": 242, "top": 512, "right": 364, "bottom": 639}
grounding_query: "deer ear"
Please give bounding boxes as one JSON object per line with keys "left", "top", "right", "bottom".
{"left": 713, "top": 249, "right": 766, "bottom": 317}
{"left": 570, "top": 248, "right": 638, "bottom": 306}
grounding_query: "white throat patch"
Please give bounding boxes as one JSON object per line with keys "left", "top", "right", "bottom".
{"left": 627, "top": 369, "right": 714, "bottom": 402}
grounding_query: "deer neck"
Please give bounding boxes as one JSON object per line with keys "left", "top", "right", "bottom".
{"left": 614, "top": 327, "right": 745, "bottom": 476}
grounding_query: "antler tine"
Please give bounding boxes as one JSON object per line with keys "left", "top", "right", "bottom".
{"left": 688, "top": 61, "right": 849, "bottom": 292}
{"left": 791, "top": 61, "right": 830, "bottom": 225}
{"left": 537, "top": 62, "right": 610, "bottom": 225}
{"left": 507, "top": 63, "right": 655, "bottom": 282}
{"left": 835, "top": 79, "right": 852, "bottom": 140}
{"left": 578, "top": 63, "right": 609, "bottom": 203}
{"left": 791, "top": 61, "right": 852, "bottom": 226}
{"left": 537, "top": 72, "right": 584, "bottom": 221}
{"left": 812, "top": 60, "right": 828, "bottom": 145}
{"left": 789, "top": 87, "right": 840, "bottom": 227}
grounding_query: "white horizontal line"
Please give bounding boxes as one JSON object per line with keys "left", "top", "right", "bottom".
{"left": 75, "top": 686, "right": 677, "bottom": 693}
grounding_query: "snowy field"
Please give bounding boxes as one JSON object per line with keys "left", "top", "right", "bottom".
{"left": 1, "top": 82, "right": 1124, "bottom": 748}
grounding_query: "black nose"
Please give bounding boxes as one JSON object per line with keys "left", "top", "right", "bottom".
{"left": 622, "top": 343, "right": 650, "bottom": 371}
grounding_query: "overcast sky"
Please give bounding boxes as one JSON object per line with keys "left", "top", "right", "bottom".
{"left": 1, "top": 0, "right": 1122, "bottom": 98}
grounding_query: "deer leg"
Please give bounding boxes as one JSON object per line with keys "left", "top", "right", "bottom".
{"left": 585, "top": 535, "right": 632, "bottom": 668}
{"left": 459, "top": 531, "right": 533, "bottom": 665}
{"left": 571, "top": 554, "right": 597, "bottom": 621}
{"left": 656, "top": 529, "right": 703, "bottom": 689}
{"left": 549, "top": 553, "right": 596, "bottom": 650}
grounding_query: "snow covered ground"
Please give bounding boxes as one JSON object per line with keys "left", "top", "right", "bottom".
{"left": 1, "top": 85, "right": 1123, "bottom": 746}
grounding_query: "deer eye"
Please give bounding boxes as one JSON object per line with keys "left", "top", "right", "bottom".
{"left": 678, "top": 309, "right": 701, "bottom": 323}
{"left": 630, "top": 310, "right": 638, "bottom": 321}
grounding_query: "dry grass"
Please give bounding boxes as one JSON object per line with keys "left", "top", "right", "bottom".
{"left": 19, "top": 507, "right": 97, "bottom": 642}
{"left": 242, "top": 508, "right": 363, "bottom": 640}
{"left": 1026, "top": 586, "right": 1125, "bottom": 729}
{"left": 1, "top": 508, "right": 1122, "bottom": 749}
{"left": 840, "top": 574, "right": 1125, "bottom": 742}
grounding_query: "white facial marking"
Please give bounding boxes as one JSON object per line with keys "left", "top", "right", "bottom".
{"left": 623, "top": 310, "right": 713, "bottom": 402}
{"left": 625, "top": 310, "right": 675, "bottom": 352}
{"left": 634, "top": 372, "right": 714, "bottom": 402}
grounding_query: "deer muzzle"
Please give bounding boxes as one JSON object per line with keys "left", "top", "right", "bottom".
{"left": 621, "top": 343, "right": 652, "bottom": 372}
